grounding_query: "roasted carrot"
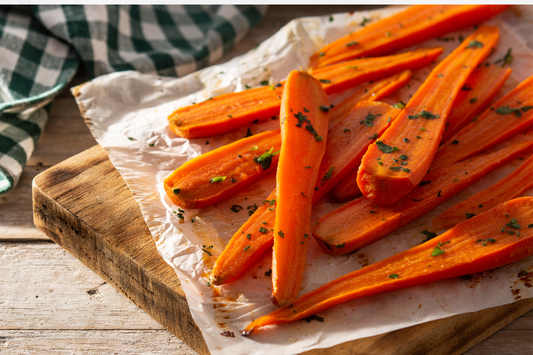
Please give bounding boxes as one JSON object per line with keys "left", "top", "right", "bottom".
{"left": 431, "top": 75, "right": 533, "bottom": 170}
{"left": 329, "top": 70, "right": 411, "bottom": 126}
{"left": 330, "top": 65, "right": 512, "bottom": 203}
{"left": 309, "top": 5, "right": 509, "bottom": 68}
{"left": 313, "top": 140, "right": 532, "bottom": 255}
{"left": 168, "top": 48, "right": 441, "bottom": 139}
{"left": 432, "top": 155, "right": 533, "bottom": 230}
{"left": 164, "top": 130, "right": 281, "bottom": 209}
{"left": 211, "top": 101, "right": 399, "bottom": 284}
{"left": 313, "top": 101, "right": 401, "bottom": 203}
{"left": 357, "top": 26, "right": 500, "bottom": 205}
{"left": 272, "top": 70, "right": 330, "bottom": 307}
{"left": 243, "top": 197, "right": 533, "bottom": 335}
{"left": 441, "top": 65, "right": 511, "bottom": 144}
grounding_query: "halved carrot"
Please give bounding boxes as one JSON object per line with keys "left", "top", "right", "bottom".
{"left": 164, "top": 130, "right": 281, "bottom": 209}
{"left": 243, "top": 197, "right": 533, "bottom": 335}
{"left": 272, "top": 70, "right": 330, "bottom": 307}
{"left": 309, "top": 5, "right": 510, "bottom": 68}
{"left": 431, "top": 75, "right": 533, "bottom": 170}
{"left": 441, "top": 65, "right": 511, "bottom": 144}
{"left": 357, "top": 26, "right": 500, "bottom": 205}
{"left": 313, "top": 140, "right": 532, "bottom": 255}
{"left": 313, "top": 101, "right": 401, "bottom": 203}
{"left": 168, "top": 48, "right": 442, "bottom": 139}
{"left": 330, "top": 65, "right": 512, "bottom": 203}
{"left": 211, "top": 101, "right": 399, "bottom": 285}
{"left": 329, "top": 70, "right": 411, "bottom": 126}
{"left": 432, "top": 155, "right": 533, "bottom": 230}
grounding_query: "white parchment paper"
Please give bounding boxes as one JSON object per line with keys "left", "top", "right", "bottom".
{"left": 73, "top": 6, "right": 533, "bottom": 355}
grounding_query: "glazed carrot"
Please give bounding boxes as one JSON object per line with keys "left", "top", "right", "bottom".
{"left": 357, "top": 26, "right": 500, "bottom": 205}
{"left": 431, "top": 75, "right": 533, "bottom": 170}
{"left": 313, "top": 140, "right": 532, "bottom": 255}
{"left": 330, "top": 65, "right": 512, "bottom": 203}
{"left": 164, "top": 130, "right": 281, "bottom": 209}
{"left": 432, "top": 155, "right": 533, "bottom": 230}
{"left": 309, "top": 5, "right": 509, "bottom": 68}
{"left": 243, "top": 197, "right": 533, "bottom": 335}
{"left": 211, "top": 101, "right": 399, "bottom": 284}
{"left": 313, "top": 101, "right": 401, "bottom": 203}
{"left": 441, "top": 65, "right": 511, "bottom": 144}
{"left": 329, "top": 70, "right": 411, "bottom": 126}
{"left": 168, "top": 48, "right": 442, "bottom": 139}
{"left": 272, "top": 70, "right": 330, "bottom": 307}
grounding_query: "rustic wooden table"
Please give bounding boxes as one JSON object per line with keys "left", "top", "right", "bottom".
{"left": 1, "top": 5, "right": 531, "bottom": 354}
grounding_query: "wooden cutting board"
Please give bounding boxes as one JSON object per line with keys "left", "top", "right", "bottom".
{"left": 32, "top": 144, "right": 533, "bottom": 355}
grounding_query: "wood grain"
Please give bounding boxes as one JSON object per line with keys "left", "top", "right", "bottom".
{"left": 0, "top": 4, "right": 528, "bottom": 354}
{"left": 32, "top": 144, "right": 533, "bottom": 355}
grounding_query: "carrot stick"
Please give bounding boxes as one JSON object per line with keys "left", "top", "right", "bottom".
{"left": 312, "top": 101, "right": 401, "bottom": 204}
{"left": 309, "top": 5, "right": 510, "bottom": 68}
{"left": 441, "top": 65, "right": 511, "bottom": 144}
{"left": 357, "top": 26, "right": 500, "bottom": 205}
{"left": 431, "top": 75, "right": 533, "bottom": 170}
{"left": 164, "top": 130, "right": 281, "bottom": 209}
{"left": 313, "top": 140, "right": 532, "bottom": 255}
{"left": 168, "top": 48, "right": 441, "bottom": 139}
{"left": 272, "top": 70, "right": 330, "bottom": 307}
{"left": 329, "top": 70, "right": 411, "bottom": 126}
{"left": 243, "top": 196, "right": 533, "bottom": 335}
{"left": 211, "top": 101, "right": 399, "bottom": 284}
{"left": 432, "top": 155, "right": 533, "bottom": 230}
{"left": 330, "top": 65, "right": 512, "bottom": 203}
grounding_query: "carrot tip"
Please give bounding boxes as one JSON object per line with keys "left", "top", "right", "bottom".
{"left": 241, "top": 325, "right": 255, "bottom": 336}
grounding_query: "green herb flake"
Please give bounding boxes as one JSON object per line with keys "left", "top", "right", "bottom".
{"left": 172, "top": 188, "right": 181, "bottom": 194}
{"left": 243, "top": 246, "right": 251, "bottom": 251}
{"left": 399, "top": 154, "right": 408, "bottom": 161}
{"left": 393, "top": 101, "right": 406, "bottom": 109}
{"left": 207, "top": 281, "right": 211, "bottom": 287}
{"left": 319, "top": 105, "right": 330, "bottom": 112}
{"left": 336, "top": 242, "right": 346, "bottom": 249}
{"left": 246, "top": 234, "right": 252, "bottom": 240}
{"left": 403, "top": 138, "right": 410, "bottom": 143}
{"left": 378, "top": 161, "right": 384, "bottom": 166}
{"left": 260, "top": 80, "right": 269, "bottom": 86}
{"left": 315, "top": 136, "right": 324, "bottom": 142}
{"left": 507, "top": 231, "right": 516, "bottom": 235}
{"left": 247, "top": 204, "right": 258, "bottom": 216}
{"left": 402, "top": 168, "right": 411, "bottom": 173}
{"left": 421, "top": 230, "right": 437, "bottom": 243}
{"left": 462, "top": 84, "right": 472, "bottom": 91}
{"left": 376, "top": 141, "right": 400, "bottom": 154}
{"left": 437, "top": 190, "right": 442, "bottom": 197}
{"left": 408, "top": 114, "right": 420, "bottom": 119}
{"left": 249, "top": 146, "right": 258, "bottom": 151}
{"left": 431, "top": 241, "right": 450, "bottom": 257}
{"left": 470, "top": 97, "right": 477, "bottom": 104}
{"left": 259, "top": 227, "right": 268, "bottom": 234}
{"left": 319, "top": 52, "right": 325, "bottom": 57}
{"left": 388, "top": 273, "right": 400, "bottom": 279}
{"left": 389, "top": 167, "right": 401, "bottom": 171}
{"left": 343, "top": 128, "right": 351, "bottom": 133}
{"left": 506, "top": 218, "right": 521, "bottom": 230}
{"left": 254, "top": 147, "right": 280, "bottom": 170}
{"left": 149, "top": 142, "right": 155, "bottom": 147}
{"left": 360, "top": 17, "right": 370, "bottom": 26}
{"left": 528, "top": 224, "right": 533, "bottom": 228}
{"left": 361, "top": 112, "right": 382, "bottom": 127}
{"left": 322, "top": 167, "right": 335, "bottom": 181}
{"left": 210, "top": 176, "right": 226, "bottom": 183}
{"left": 419, "top": 181, "right": 432, "bottom": 186}
{"left": 346, "top": 41, "right": 359, "bottom": 47}
{"left": 127, "top": 137, "right": 135, "bottom": 141}
{"left": 420, "top": 127, "right": 426, "bottom": 131}
{"left": 231, "top": 205, "right": 243, "bottom": 213}
{"left": 495, "top": 48, "right": 513, "bottom": 67}
{"left": 369, "top": 133, "right": 378, "bottom": 140}
{"left": 466, "top": 40, "right": 484, "bottom": 49}
{"left": 319, "top": 79, "right": 331, "bottom": 84}
{"left": 465, "top": 213, "right": 476, "bottom": 219}
{"left": 278, "top": 230, "right": 284, "bottom": 238}
{"left": 329, "top": 15, "right": 334, "bottom": 22}
{"left": 304, "top": 314, "right": 324, "bottom": 323}
{"left": 420, "top": 110, "right": 440, "bottom": 119}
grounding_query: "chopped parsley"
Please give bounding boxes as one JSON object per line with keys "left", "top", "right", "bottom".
{"left": 393, "top": 101, "right": 406, "bottom": 109}
{"left": 419, "top": 110, "right": 440, "bottom": 119}
{"left": 319, "top": 79, "right": 331, "bottom": 84}
{"left": 243, "top": 246, "right": 251, "bottom": 251}
{"left": 265, "top": 269, "right": 272, "bottom": 277}
{"left": 419, "top": 181, "right": 432, "bottom": 186}
{"left": 304, "top": 315, "right": 324, "bottom": 323}
{"left": 388, "top": 273, "right": 400, "bottom": 279}
{"left": 466, "top": 40, "right": 484, "bottom": 49}
{"left": 254, "top": 147, "right": 280, "bottom": 170}
{"left": 403, "top": 138, "right": 410, "bottom": 143}
{"left": 360, "top": 17, "right": 371, "bottom": 26}
{"left": 172, "top": 188, "right": 181, "bottom": 194}
{"left": 319, "top": 105, "right": 330, "bottom": 112}
{"left": 465, "top": 213, "right": 476, "bottom": 219}
{"left": 495, "top": 48, "right": 513, "bottom": 67}
{"left": 245, "top": 128, "right": 253, "bottom": 137}
{"left": 452, "top": 140, "right": 459, "bottom": 145}
{"left": 421, "top": 230, "right": 437, "bottom": 243}
{"left": 210, "top": 176, "right": 226, "bottom": 183}
{"left": 389, "top": 167, "right": 401, "bottom": 171}
{"left": 369, "top": 133, "right": 378, "bottom": 140}
{"left": 346, "top": 41, "right": 359, "bottom": 47}
{"left": 278, "top": 230, "right": 284, "bottom": 238}
{"left": 336, "top": 242, "right": 345, "bottom": 249}
{"left": 247, "top": 204, "right": 258, "bottom": 216}
{"left": 431, "top": 241, "right": 450, "bottom": 257}
{"left": 322, "top": 167, "right": 335, "bottom": 181}
{"left": 376, "top": 141, "right": 400, "bottom": 153}
{"left": 399, "top": 154, "right": 408, "bottom": 161}
{"left": 260, "top": 80, "right": 269, "bottom": 85}
{"left": 231, "top": 205, "right": 243, "bottom": 213}
{"left": 470, "top": 97, "right": 477, "bottom": 104}
{"left": 361, "top": 112, "right": 382, "bottom": 127}
{"left": 259, "top": 227, "right": 268, "bottom": 234}
{"left": 506, "top": 218, "right": 521, "bottom": 230}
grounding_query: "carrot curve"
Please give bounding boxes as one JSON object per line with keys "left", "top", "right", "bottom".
{"left": 242, "top": 197, "right": 533, "bottom": 335}
{"left": 357, "top": 26, "right": 500, "bottom": 205}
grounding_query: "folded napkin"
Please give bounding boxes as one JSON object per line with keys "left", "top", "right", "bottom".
{"left": 0, "top": 4, "right": 266, "bottom": 194}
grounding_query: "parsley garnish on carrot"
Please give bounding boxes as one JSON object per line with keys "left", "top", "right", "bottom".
{"left": 376, "top": 141, "right": 400, "bottom": 153}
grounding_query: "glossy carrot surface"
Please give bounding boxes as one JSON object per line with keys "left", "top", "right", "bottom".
{"left": 441, "top": 65, "right": 511, "bottom": 144}
{"left": 243, "top": 197, "right": 533, "bottom": 335}
{"left": 164, "top": 130, "right": 281, "bottom": 209}
{"left": 313, "top": 141, "right": 532, "bottom": 255}
{"left": 168, "top": 48, "right": 441, "bottom": 139}
{"left": 330, "top": 65, "right": 512, "bottom": 203}
{"left": 309, "top": 5, "right": 509, "bottom": 68}
{"left": 432, "top": 75, "right": 533, "bottom": 170}
{"left": 272, "top": 70, "right": 330, "bottom": 307}
{"left": 432, "top": 155, "right": 533, "bottom": 229}
{"left": 357, "top": 26, "right": 500, "bottom": 205}
{"left": 329, "top": 70, "right": 411, "bottom": 126}
{"left": 211, "top": 101, "right": 399, "bottom": 284}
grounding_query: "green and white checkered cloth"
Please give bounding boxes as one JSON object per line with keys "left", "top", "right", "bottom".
{"left": 0, "top": 5, "right": 267, "bottom": 194}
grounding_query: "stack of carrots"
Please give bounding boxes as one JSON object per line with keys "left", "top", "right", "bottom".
{"left": 163, "top": 5, "right": 533, "bottom": 335}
